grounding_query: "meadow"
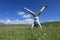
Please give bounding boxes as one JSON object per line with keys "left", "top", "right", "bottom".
{"left": 0, "top": 21, "right": 60, "bottom": 40}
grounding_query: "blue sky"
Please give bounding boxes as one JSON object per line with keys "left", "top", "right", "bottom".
{"left": 0, "top": 0, "right": 60, "bottom": 24}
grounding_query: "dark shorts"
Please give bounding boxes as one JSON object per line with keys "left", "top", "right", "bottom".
{"left": 34, "top": 22, "right": 39, "bottom": 28}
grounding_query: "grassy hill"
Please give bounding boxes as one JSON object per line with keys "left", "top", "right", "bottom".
{"left": 0, "top": 21, "right": 60, "bottom": 40}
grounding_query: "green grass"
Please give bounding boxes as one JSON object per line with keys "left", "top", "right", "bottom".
{"left": 0, "top": 21, "right": 60, "bottom": 40}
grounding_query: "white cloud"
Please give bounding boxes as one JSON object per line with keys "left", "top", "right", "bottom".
{"left": 0, "top": 19, "right": 34, "bottom": 24}
{"left": 17, "top": 11, "right": 31, "bottom": 18}
{"left": 17, "top": 11, "right": 25, "bottom": 15}
{"left": 48, "top": 20, "right": 55, "bottom": 22}
{"left": 0, "top": 20, "right": 11, "bottom": 24}
{"left": 0, "top": 11, "right": 33, "bottom": 24}
{"left": 23, "top": 14, "right": 31, "bottom": 18}
{"left": 23, "top": 19, "right": 34, "bottom": 24}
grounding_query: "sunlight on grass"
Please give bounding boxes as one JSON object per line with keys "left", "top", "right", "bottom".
{"left": 0, "top": 22, "right": 60, "bottom": 40}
